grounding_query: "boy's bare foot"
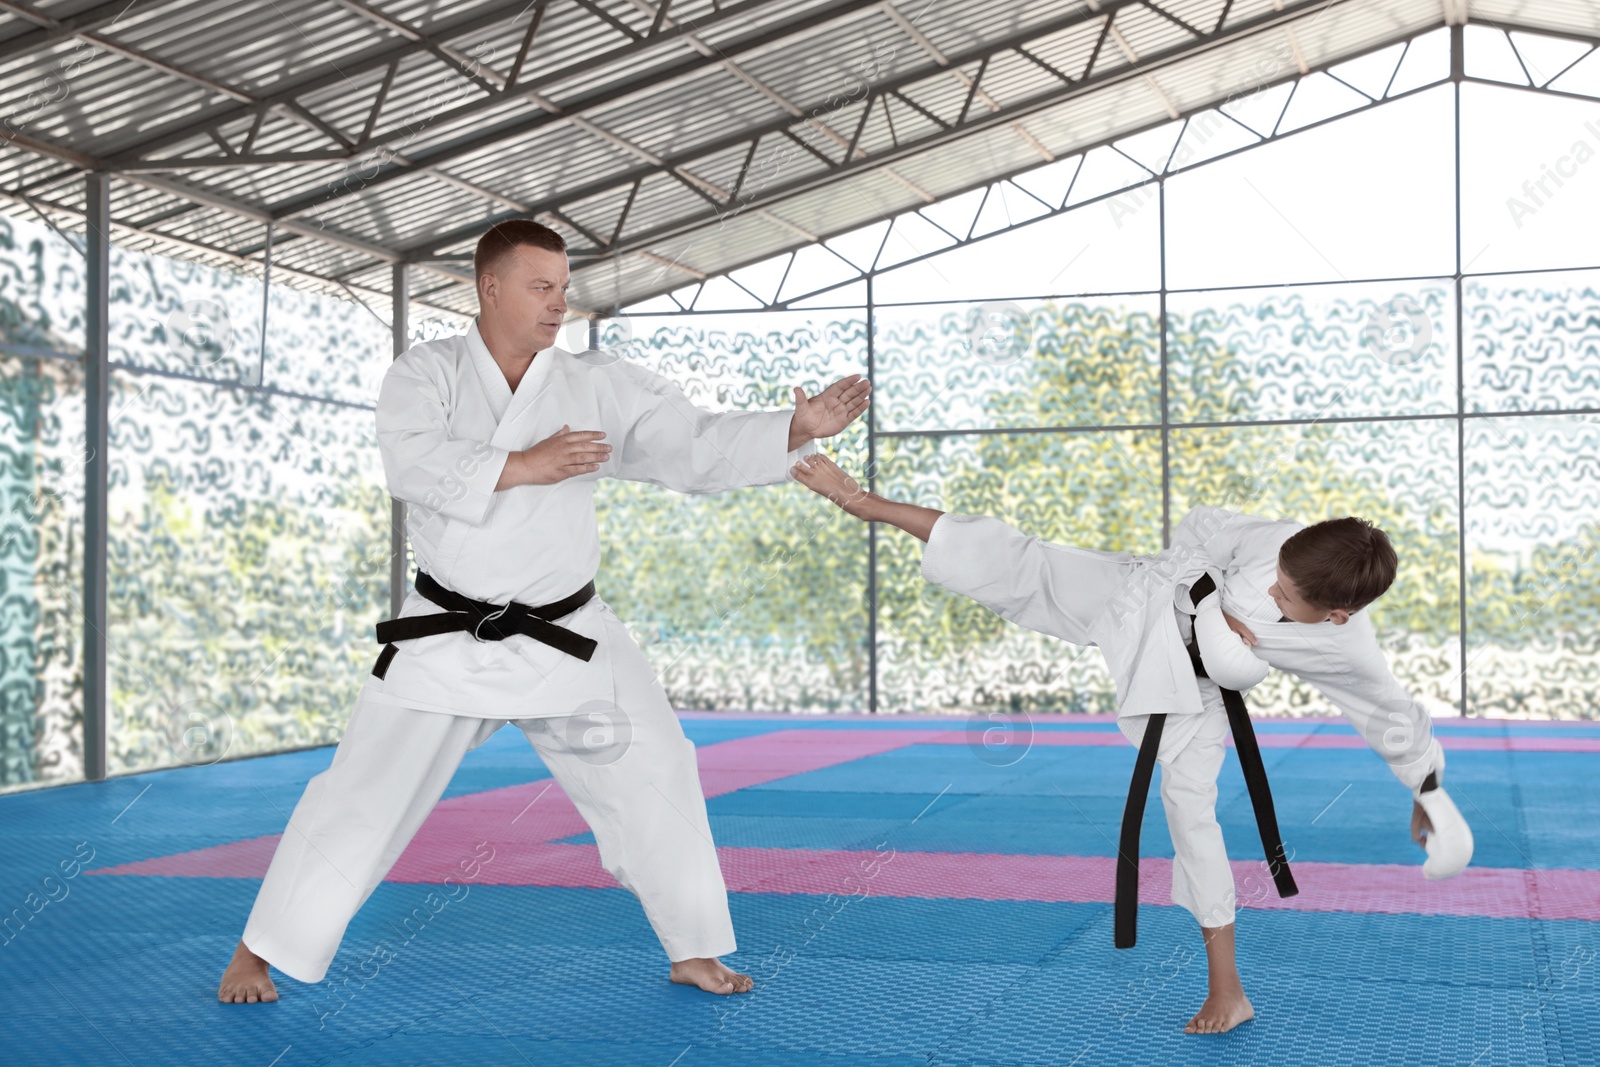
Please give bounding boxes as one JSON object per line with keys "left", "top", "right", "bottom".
{"left": 1184, "top": 989, "right": 1254, "bottom": 1034}
{"left": 669, "top": 956, "right": 753, "bottom": 995}
{"left": 217, "top": 940, "right": 278, "bottom": 1004}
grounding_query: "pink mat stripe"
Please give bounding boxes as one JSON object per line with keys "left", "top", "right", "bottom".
{"left": 920, "top": 732, "right": 1600, "bottom": 753}
{"left": 89, "top": 728, "right": 943, "bottom": 881}
{"left": 679, "top": 710, "right": 1597, "bottom": 729}
{"left": 85, "top": 724, "right": 1600, "bottom": 921}
{"left": 100, "top": 833, "right": 1600, "bottom": 921}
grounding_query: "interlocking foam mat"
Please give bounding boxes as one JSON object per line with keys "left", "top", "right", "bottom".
{"left": 2, "top": 713, "right": 1595, "bottom": 1066}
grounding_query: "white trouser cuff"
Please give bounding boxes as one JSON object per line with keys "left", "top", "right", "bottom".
{"left": 1392, "top": 736, "right": 1445, "bottom": 796}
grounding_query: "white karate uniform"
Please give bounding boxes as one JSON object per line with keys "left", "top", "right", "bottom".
{"left": 920, "top": 505, "right": 1444, "bottom": 928}
{"left": 242, "top": 318, "right": 817, "bottom": 983}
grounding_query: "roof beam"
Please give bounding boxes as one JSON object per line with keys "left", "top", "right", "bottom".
{"left": 0, "top": 0, "right": 169, "bottom": 60}
{"left": 880, "top": 0, "right": 1055, "bottom": 163}
{"left": 258, "top": 0, "right": 914, "bottom": 223}
{"left": 409, "top": 0, "right": 1355, "bottom": 267}
{"left": 95, "top": 0, "right": 835, "bottom": 167}
{"left": 397, "top": 0, "right": 1179, "bottom": 261}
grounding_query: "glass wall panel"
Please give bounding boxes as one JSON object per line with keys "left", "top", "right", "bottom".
{"left": 1, "top": 215, "right": 85, "bottom": 792}
{"left": 874, "top": 296, "right": 1161, "bottom": 433}
{"left": 112, "top": 246, "right": 264, "bottom": 385}
{"left": 594, "top": 309, "right": 870, "bottom": 712}
{"left": 1465, "top": 269, "right": 1600, "bottom": 413}
{"left": 104, "top": 232, "right": 396, "bottom": 776}
{"left": 1466, "top": 415, "right": 1600, "bottom": 719}
{"left": 1165, "top": 87, "right": 1456, "bottom": 289}
{"left": 871, "top": 195, "right": 1161, "bottom": 304}
{"left": 0, "top": 354, "right": 84, "bottom": 791}
{"left": 1168, "top": 281, "right": 1457, "bottom": 423}
{"left": 263, "top": 280, "right": 392, "bottom": 405}
{"left": 1170, "top": 419, "right": 1462, "bottom": 717}
{"left": 1460, "top": 82, "right": 1600, "bottom": 275}
{"left": 106, "top": 371, "right": 390, "bottom": 774}
{"left": 874, "top": 429, "right": 1163, "bottom": 714}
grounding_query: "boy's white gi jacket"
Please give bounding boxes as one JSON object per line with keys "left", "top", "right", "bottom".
{"left": 362, "top": 318, "right": 816, "bottom": 719}
{"left": 921, "top": 505, "right": 1442, "bottom": 789}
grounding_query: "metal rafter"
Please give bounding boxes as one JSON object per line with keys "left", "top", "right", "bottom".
{"left": 621, "top": 0, "right": 937, "bottom": 203}
{"left": 0, "top": 0, "right": 372, "bottom": 160}
{"left": 879, "top": 0, "right": 1056, "bottom": 164}
{"left": 256, "top": 0, "right": 953, "bottom": 222}
{"left": 94, "top": 0, "right": 852, "bottom": 167}
{"left": 0, "top": 0, "right": 168, "bottom": 58}
{"left": 400, "top": 0, "right": 1325, "bottom": 264}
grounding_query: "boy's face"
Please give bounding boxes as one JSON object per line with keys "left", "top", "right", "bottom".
{"left": 1269, "top": 562, "right": 1351, "bottom": 625}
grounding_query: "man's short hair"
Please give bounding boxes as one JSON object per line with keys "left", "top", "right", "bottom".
{"left": 1278, "top": 516, "right": 1397, "bottom": 612}
{"left": 473, "top": 219, "right": 566, "bottom": 284}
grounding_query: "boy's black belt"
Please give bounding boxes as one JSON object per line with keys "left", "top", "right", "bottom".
{"left": 1114, "top": 572, "right": 1298, "bottom": 949}
{"left": 370, "top": 571, "right": 598, "bottom": 680}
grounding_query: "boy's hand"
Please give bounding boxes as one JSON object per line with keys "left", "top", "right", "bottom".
{"left": 1221, "top": 610, "right": 1257, "bottom": 647}
{"left": 791, "top": 453, "right": 874, "bottom": 518}
{"left": 1411, "top": 800, "right": 1433, "bottom": 846}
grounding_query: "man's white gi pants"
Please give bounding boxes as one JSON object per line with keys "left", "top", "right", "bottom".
{"left": 240, "top": 681, "right": 735, "bottom": 984}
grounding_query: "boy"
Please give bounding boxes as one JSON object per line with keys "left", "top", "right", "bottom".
{"left": 790, "top": 453, "right": 1472, "bottom": 1034}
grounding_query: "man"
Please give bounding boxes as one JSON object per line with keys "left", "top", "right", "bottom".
{"left": 218, "top": 219, "right": 870, "bottom": 1004}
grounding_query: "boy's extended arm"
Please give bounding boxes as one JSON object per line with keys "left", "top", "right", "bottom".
{"left": 790, "top": 453, "right": 943, "bottom": 540}
{"left": 1296, "top": 622, "right": 1444, "bottom": 794}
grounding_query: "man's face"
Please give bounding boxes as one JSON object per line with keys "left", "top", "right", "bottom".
{"left": 1269, "top": 562, "right": 1350, "bottom": 625}
{"left": 478, "top": 243, "right": 569, "bottom": 351}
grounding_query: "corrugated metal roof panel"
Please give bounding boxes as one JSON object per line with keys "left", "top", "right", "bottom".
{"left": 1, "top": 0, "right": 1591, "bottom": 316}
{"left": 1475, "top": 0, "right": 1600, "bottom": 35}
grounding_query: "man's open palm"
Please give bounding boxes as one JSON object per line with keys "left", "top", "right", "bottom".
{"left": 792, "top": 374, "right": 871, "bottom": 441}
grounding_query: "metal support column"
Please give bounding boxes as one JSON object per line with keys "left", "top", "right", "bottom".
{"left": 390, "top": 263, "right": 409, "bottom": 615}
{"left": 83, "top": 174, "right": 110, "bottom": 781}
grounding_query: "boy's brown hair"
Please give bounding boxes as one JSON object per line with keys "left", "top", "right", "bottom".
{"left": 1278, "top": 516, "right": 1397, "bottom": 612}
{"left": 474, "top": 219, "right": 566, "bottom": 283}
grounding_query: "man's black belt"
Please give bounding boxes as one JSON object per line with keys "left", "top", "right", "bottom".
{"left": 1114, "top": 572, "right": 1298, "bottom": 949}
{"left": 370, "top": 571, "right": 598, "bottom": 680}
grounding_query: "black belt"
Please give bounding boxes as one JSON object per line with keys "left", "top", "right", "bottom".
{"left": 370, "top": 571, "right": 598, "bottom": 680}
{"left": 1114, "top": 572, "right": 1298, "bottom": 949}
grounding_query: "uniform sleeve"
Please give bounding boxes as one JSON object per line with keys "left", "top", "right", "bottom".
{"left": 608, "top": 361, "right": 817, "bottom": 494}
{"left": 1193, "top": 590, "right": 1270, "bottom": 690}
{"left": 375, "top": 358, "right": 509, "bottom": 526}
{"left": 919, "top": 513, "right": 1118, "bottom": 646}
{"left": 1170, "top": 505, "right": 1257, "bottom": 569}
{"left": 1295, "top": 623, "right": 1444, "bottom": 792}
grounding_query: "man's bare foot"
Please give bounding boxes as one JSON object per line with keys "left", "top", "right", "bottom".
{"left": 218, "top": 940, "right": 278, "bottom": 1004}
{"left": 1184, "top": 990, "right": 1254, "bottom": 1034}
{"left": 669, "top": 956, "right": 753, "bottom": 995}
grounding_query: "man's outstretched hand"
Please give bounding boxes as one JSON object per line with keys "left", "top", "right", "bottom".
{"left": 789, "top": 374, "right": 871, "bottom": 450}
